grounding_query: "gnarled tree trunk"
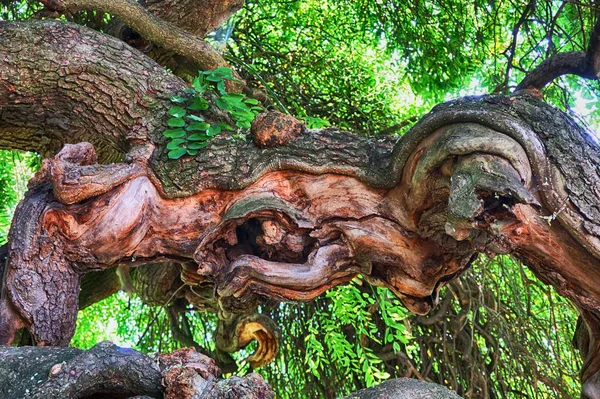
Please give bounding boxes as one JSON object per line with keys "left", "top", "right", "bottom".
{"left": 0, "top": 2, "right": 599, "bottom": 398}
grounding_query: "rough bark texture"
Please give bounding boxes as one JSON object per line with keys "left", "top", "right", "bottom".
{"left": 1, "top": 15, "right": 600, "bottom": 399}
{"left": 40, "top": 0, "right": 223, "bottom": 69}
{"left": 343, "top": 378, "right": 463, "bottom": 399}
{"left": 41, "top": 0, "right": 243, "bottom": 83}
{"left": 0, "top": 20, "right": 184, "bottom": 162}
{"left": 140, "top": 0, "right": 244, "bottom": 37}
{"left": 0, "top": 342, "right": 274, "bottom": 398}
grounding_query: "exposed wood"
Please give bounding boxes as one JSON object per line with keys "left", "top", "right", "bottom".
{"left": 1, "top": 91, "right": 599, "bottom": 353}
{"left": 128, "top": 261, "right": 280, "bottom": 369}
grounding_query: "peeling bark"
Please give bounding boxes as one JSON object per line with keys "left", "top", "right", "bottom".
{"left": 1, "top": 90, "right": 599, "bottom": 385}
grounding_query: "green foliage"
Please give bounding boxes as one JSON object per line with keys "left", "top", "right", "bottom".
{"left": 73, "top": 291, "right": 220, "bottom": 355}
{"left": 304, "top": 116, "right": 330, "bottom": 129}
{"left": 231, "top": 0, "right": 599, "bottom": 136}
{"left": 0, "top": 1, "right": 41, "bottom": 21}
{"left": 253, "top": 257, "right": 580, "bottom": 399}
{"left": 0, "top": 150, "right": 38, "bottom": 244}
{"left": 163, "top": 68, "right": 262, "bottom": 159}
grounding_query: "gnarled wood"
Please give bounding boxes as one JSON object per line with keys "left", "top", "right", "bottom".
{"left": 2, "top": 18, "right": 600, "bottom": 398}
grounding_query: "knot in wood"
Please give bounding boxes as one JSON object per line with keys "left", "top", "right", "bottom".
{"left": 251, "top": 111, "right": 305, "bottom": 148}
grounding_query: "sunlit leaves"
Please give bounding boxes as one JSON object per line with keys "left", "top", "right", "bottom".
{"left": 162, "top": 68, "right": 262, "bottom": 159}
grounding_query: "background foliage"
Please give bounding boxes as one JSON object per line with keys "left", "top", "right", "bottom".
{"left": 1, "top": 0, "right": 599, "bottom": 398}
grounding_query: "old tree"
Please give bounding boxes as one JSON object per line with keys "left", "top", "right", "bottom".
{"left": 0, "top": 0, "right": 599, "bottom": 398}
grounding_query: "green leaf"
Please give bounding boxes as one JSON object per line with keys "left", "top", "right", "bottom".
{"left": 220, "top": 122, "right": 234, "bottom": 131}
{"left": 166, "top": 138, "right": 186, "bottom": 150}
{"left": 189, "top": 98, "right": 209, "bottom": 111}
{"left": 163, "top": 128, "right": 186, "bottom": 138}
{"left": 167, "top": 117, "right": 185, "bottom": 127}
{"left": 187, "top": 122, "right": 210, "bottom": 131}
{"left": 216, "top": 80, "right": 227, "bottom": 95}
{"left": 244, "top": 98, "right": 259, "bottom": 105}
{"left": 206, "top": 74, "right": 223, "bottom": 82}
{"left": 222, "top": 93, "right": 245, "bottom": 103}
{"left": 186, "top": 115, "right": 204, "bottom": 122}
{"left": 216, "top": 97, "right": 229, "bottom": 110}
{"left": 236, "top": 120, "right": 252, "bottom": 129}
{"left": 183, "top": 88, "right": 196, "bottom": 94}
{"left": 205, "top": 67, "right": 234, "bottom": 79}
{"left": 168, "top": 106, "right": 186, "bottom": 118}
{"left": 187, "top": 133, "right": 209, "bottom": 141}
{"left": 231, "top": 110, "right": 255, "bottom": 120}
{"left": 206, "top": 124, "right": 222, "bottom": 136}
{"left": 167, "top": 147, "right": 187, "bottom": 159}
{"left": 187, "top": 149, "right": 199, "bottom": 156}
{"left": 187, "top": 142, "right": 210, "bottom": 150}
{"left": 192, "top": 75, "right": 207, "bottom": 92}
{"left": 170, "top": 96, "right": 187, "bottom": 103}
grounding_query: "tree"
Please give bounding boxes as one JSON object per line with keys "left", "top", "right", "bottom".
{"left": 0, "top": 0, "right": 599, "bottom": 398}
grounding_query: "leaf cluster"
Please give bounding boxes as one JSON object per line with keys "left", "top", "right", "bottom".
{"left": 163, "top": 67, "right": 262, "bottom": 159}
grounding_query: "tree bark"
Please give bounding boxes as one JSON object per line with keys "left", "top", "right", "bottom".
{"left": 0, "top": 20, "right": 184, "bottom": 162}
{"left": 1, "top": 17, "right": 600, "bottom": 398}
{"left": 0, "top": 342, "right": 274, "bottom": 398}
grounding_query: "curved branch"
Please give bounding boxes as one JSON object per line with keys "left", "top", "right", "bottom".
{"left": 516, "top": 20, "right": 600, "bottom": 90}
{"left": 0, "top": 341, "right": 163, "bottom": 399}
{"left": 42, "top": 0, "right": 232, "bottom": 73}
{"left": 0, "top": 342, "right": 274, "bottom": 399}
{"left": 140, "top": 0, "right": 244, "bottom": 38}
{"left": 0, "top": 20, "right": 186, "bottom": 162}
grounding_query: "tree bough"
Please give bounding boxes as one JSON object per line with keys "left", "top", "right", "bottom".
{"left": 1, "top": 16, "right": 600, "bottom": 399}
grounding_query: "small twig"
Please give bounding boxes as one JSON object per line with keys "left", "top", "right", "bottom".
{"left": 136, "top": 283, "right": 185, "bottom": 347}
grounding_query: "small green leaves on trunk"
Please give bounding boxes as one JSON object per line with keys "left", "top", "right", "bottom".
{"left": 163, "top": 68, "right": 262, "bottom": 159}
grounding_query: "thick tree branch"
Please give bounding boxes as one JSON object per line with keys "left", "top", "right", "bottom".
{"left": 0, "top": 20, "right": 185, "bottom": 162}
{"left": 140, "top": 0, "right": 244, "bottom": 38}
{"left": 2, "top": 20, "right": 600, "bottom": 395}
{"left": 0, "top": 342, "right": 274, "bottom": 398}
{"left": 41, "top": 0, "right": 233, "bottom": 74}
{"left": 516, "top": 20, "right": 600, "bottom": 90}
